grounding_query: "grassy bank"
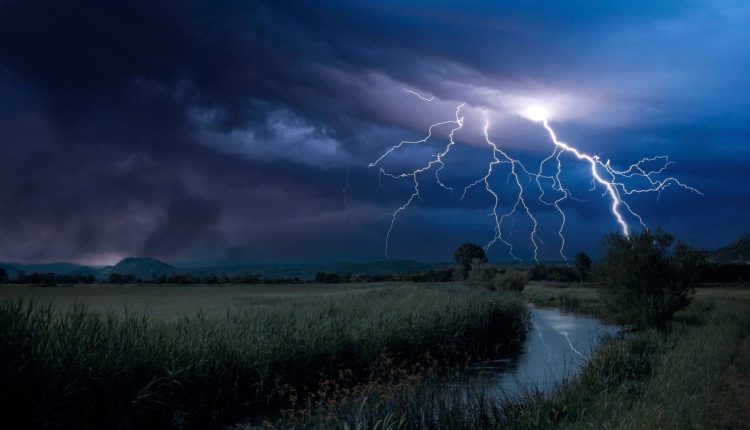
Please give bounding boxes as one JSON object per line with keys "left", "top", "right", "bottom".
{"left": 0, "top": 284, "right": 527, "bottom": 429}
{"left": 280, "top": 289, "right": 750, "bottom": 429}
{"left": 521, "top": 283, "right": 603, "bottom": 316}
{"left": 503, "top": 298, "right": 750, "bottom": 429}
{"left": 522, "top": 281, "right": 750, "bottom": 317}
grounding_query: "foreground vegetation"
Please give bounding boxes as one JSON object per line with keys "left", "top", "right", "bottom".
{"left": 274, "top": 291, "right": 749, "bottom": 430}
{"left": 0, "top": 284, "right": 527, "bottom": 429}
{"left": 505, "top": 298, "right": 750, "bottom": 430}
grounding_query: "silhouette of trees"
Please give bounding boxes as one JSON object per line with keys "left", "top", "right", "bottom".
{"left": 453, "top": 243, "right": 487, "bottom": 278}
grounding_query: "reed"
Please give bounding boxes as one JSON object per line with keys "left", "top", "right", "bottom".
{"left": 0, "top": 284, "right": 527, "bottom": 429}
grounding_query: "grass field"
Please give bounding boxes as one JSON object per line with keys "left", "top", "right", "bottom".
{"left": 3, "top": 281, "right": 747, "bottom": 319}
{"left": 0, "top": 283, "right": 527, "bottom": 429}
{"left": 0, "top": 283, "right": 386, "bottom": 319}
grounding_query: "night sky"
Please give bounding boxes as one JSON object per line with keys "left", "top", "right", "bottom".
{"left": 1, "top": 0, "right": 748, "bottom": 265}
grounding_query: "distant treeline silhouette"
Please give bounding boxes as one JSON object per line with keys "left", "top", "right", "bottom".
{"left": 0, "top": 263, "right": 746, "bottom": 286}
{"left": 0, "top": 267, "right": 455, "bottom": 286}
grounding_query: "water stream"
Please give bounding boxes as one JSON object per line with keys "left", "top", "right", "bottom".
{"left": 451, "top": 304, "right": 619, "bottom": 398}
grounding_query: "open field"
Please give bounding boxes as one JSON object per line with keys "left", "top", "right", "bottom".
{"left": 2, "top": 281, "right": 747, "bottom": 319}
{"left": 0, "top": 283, "right": 387, "bottom": 319}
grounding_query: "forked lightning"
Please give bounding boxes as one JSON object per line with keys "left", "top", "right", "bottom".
{"left": 371, "top": 91, "right": 701, "bottom": 261}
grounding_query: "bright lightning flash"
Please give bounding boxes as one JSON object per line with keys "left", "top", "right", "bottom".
{"left": 371, "top": 94, "right": 702, "bottom": 261}
{"left": 521, "top": 105, "right": 550, "bottom": 123}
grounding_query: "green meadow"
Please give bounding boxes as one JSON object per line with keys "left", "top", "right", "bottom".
{"left": 0, "top": 281, "right": 748, "bottom": 429}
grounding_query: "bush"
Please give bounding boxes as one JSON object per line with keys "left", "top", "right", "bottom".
{"left": 314, "top": 272, "right": 341, "bottom": 283}
{"left": 528, "top": 264, "right": 578, "bottom": 282}
{"left": 574, "top": 252, "right": 593, "bottom": 281}
{"left": 467, "top": 258, "right": 497, "bottom": 288}
{"left": 494, "top": 270, "right": 529, "bottom": 292}
{"left": 595, "top": 229, "right": 704, "bottom": 329}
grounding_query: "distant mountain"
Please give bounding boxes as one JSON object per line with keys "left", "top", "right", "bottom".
{"left": 1, "top": 257, "right": 450, "bottom": 281}
{"left": 712, "top": 234, "right": 750, "bottom": 263}
{"left": 0, "top": 262, "right": 97, "bottom": 278}
{"left": 99, "top": 257, "right": 177, "bottom": 279}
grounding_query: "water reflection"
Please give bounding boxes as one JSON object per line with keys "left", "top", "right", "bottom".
{"left": 458, "top": 305, "right": 619, "bottom": 397}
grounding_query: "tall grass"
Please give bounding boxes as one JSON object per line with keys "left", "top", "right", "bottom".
{"left": 0, "top": 284, "right": 527, "bottom": 429}
{"left": 284, "top": 299, "right": 750, "bottom": 430}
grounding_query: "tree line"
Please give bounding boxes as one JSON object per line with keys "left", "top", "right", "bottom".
{"left": 0, "top": 268, "right": 456, "bottom": 286}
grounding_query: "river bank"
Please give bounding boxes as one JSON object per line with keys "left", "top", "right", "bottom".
{"left": 259, "top": 285, "right": 749, "bottom": 429}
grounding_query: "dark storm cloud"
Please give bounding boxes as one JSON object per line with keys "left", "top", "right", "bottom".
{"left": 141, "top": 188, "right": 224, "bottom": 260}
{"left": 0, "top": 0, "right": 748, "bottom": 263}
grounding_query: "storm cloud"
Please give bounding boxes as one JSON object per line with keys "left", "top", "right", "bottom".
{"left": 0, "top": 0, "right": 748, "bottom": 263}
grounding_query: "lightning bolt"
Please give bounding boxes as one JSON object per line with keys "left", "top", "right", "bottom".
{"left": 461, "top": 115, "right": 541, "bottom": 261}
{"left": 370, "top": 89, "right": 464, "bottom": 258}
{"left": 403, "top": 88, "right": 435, "bottom": 102}
{"left": 371, "top": 92, "right": 701, "bottom": 261}
{"left": 538, "top": 119, "right": 702, "bottom": 241}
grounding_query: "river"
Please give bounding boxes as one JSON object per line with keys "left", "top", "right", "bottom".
{"left": 451, "top": 304, "right": 619, "bottom": 398}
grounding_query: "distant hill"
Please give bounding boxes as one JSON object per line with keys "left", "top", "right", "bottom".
{"left": 1, "top": 257, "right": 450, "bottom": 281}
{"left": 0, "top": 262, "right": 97, "bottom": 278}
{"left": 99, "top": 257, "right": 177, "bottom": 279}
{"left": 712, "top": 233, "right": 750, "bottom": 263}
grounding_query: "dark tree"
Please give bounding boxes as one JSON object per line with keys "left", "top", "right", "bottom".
{"left": 453, "top": 243, "right": 487, "bottom": 273}
{"left": 108, "top": 273, "right": 124, "bottom": 285}
{"left": 595, "top": 229, "right": 704, "bottom": 329}
{"left": 27, "top": 272, "right": 42, "bottom": 285}
{"left": 0, "top": 267, "right": 7, "bottom": 284}
{"left": 315, "top": 272, "right": 340, "bottom": 284}
{"left": 574, "top": 252, "right": 593, "bottom": 281}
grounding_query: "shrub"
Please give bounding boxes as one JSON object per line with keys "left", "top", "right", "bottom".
{"left": 574, "top": 252, "right": 593, "bottom": 281}
{"left": 494, "top": 270, "right": 529, "bottom": 292}
{"left": 468, "top": 258, "right": 497, "bottom": 288}
{"left": 595, "top": 229, "right": 704, "bottom": 329}
{"left": 315, "top": 272, "right": 341, "bottom": 283}
{"left": 528, "top": 264, "right": 578, "bottom": 282}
